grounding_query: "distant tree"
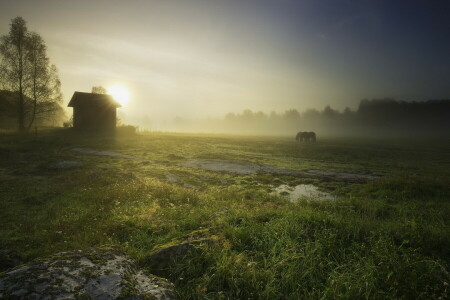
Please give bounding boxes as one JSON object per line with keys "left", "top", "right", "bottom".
{"left": 92, "top": 86, "right": 107, "bottom": 94}
{"left": 269, "top": 111, "right": 278, "bottom": 119}
{"left": 302, "top": 109, "right": 320, "bottom": 119}
{"left": 0, "top": 17, "right": 63, "bottom": 131}
{"left": 242, "top": 109, "right": 254, "bottom": 119}
{"left": 322, "top": 105, "right": 339, "bottom": 118}
{"left": 343, "top": 107, "right": 352, "bottom": 115}
{"left": 225, "top": 112, "right": 236, "bottom": 121}
{"left": 254, "top": 111, "right": 267, "bottom": 120}
{"left": 283, "top": 109, "right": 300, "bottom": 120}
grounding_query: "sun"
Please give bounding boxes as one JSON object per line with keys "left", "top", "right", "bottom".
{"left": 107, "top": 85, "right": 130, "bottom": 106}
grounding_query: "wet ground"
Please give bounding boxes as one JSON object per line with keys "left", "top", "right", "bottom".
{"left": 272, "top": 184, "right": 335, "bottom": 202}
{"left": 181, "top": 159, "right": 380, "bottom": 183}
{"left": 70, "top": 148, "right": 381, "bottom": 187}
{"left": 72, "top": 148, "right": 145, "bottom": 160}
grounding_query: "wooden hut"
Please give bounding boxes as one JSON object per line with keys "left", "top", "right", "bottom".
{"left": 68, "top": 91, "right": 121, "bottom": 132}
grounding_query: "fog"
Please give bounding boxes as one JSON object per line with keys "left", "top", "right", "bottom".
{"left": 125, "top": 98, "right": 450, "bottom": 138}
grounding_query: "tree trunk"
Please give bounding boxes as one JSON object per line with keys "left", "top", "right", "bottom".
{"left": 18, "top": 58, "right": 25, "bottom": 132}
{"left": 27, "top": 62, "right": 38, "bottom": 131}
{"left": 17, "top": 29, "right": 26, "bottom": 132}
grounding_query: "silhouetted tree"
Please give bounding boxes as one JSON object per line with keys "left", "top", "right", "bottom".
{"left": 92, "top": 86, "right": 107, "bottom": 94}
{"left": 0, "top": 17, "right": 63, "bottom": 131}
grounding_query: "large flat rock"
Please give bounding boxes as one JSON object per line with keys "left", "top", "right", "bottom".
{"left": 0, "top": 246, "right": 175, "bottom": 299}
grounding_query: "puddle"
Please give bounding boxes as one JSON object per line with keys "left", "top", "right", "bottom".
{"left": 273, "top": 184, "right": 335, "bottom": 202}
{"left": 180, "top": 159, "right": 380, "bottom": 182}
{"left": 165, "top": 173, "right": 197, "bottom": 189}
{"left": 306, "top": 170, "right": 379, "bottom": 181}
{"left": 181, "top": 159, "right": 260, "bottom": 175}
{"left": 166, "top": 173, "right": 181, "bottom": 183}
{"left": 72, "top": 148, "right": 147, "bottom": 160}
{"left": 49, "top": 161, "right": 83, "bottom": 169}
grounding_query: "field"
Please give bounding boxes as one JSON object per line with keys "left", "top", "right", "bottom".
{"left": 0, "top": 129, "right": 449, "bottom": 299}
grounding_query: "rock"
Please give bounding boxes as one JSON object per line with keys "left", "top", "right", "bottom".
{"left": 0, "top": 246, "right": 176, "bottom": 299}
{"left": 0, "top": 249, "right": 22, "bottom": 272}
{"left": 49, "top": 160, "right": 83, "bottom": 169}
{"left": 147, "top": 231, "right": 217, "bottom": 275}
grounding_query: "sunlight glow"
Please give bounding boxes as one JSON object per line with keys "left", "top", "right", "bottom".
{"left": 108, "top": 85, "right": 130, "bottom": 106}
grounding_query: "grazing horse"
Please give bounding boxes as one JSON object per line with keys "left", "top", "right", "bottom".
{"left": 296, "top": 131, "right": 316, "bottom": 142}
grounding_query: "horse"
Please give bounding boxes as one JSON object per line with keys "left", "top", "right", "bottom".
{"left": 296, "top": 131, "right": 316, "bottom": 142}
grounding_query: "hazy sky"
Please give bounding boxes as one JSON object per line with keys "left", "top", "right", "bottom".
{"left": 1, "top": 0, "right": 449, "bottom": 124}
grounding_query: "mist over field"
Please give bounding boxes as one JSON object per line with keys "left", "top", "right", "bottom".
{"left": 131, "top": 98, "right": 450, "bottom": 138}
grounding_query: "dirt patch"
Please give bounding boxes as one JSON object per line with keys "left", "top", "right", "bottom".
{"left": 273, "top": 184, "right": 335, "bottom": 202}
{"left": 181, "top": 159, "right": 380, "bottom": 183}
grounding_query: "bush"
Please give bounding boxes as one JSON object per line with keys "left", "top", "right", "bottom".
{"left": 117, "top": 125, "right": 137, "bottom": 135}
{"left": 63, "top": 116, "right": 73, "bottom": 128}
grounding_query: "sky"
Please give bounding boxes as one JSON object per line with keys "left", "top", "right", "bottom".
{"left": 1, "top": 0, "right": 449, "bottom": 126}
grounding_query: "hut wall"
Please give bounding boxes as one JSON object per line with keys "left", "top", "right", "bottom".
{"left": 73, "top": 104, "right": 116, "bottom": 131}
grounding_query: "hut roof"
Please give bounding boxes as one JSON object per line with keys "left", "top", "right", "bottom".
{"left": 68, "top": 91, "right": 121, "bottom": 108}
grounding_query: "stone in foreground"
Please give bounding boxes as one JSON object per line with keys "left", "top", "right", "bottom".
{"left": 0, "top": 246, "right": 175, "bottom": 299}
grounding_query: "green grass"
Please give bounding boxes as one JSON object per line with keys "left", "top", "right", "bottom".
{"left": 0, "top": 129, "right": 449, "bottom": 299}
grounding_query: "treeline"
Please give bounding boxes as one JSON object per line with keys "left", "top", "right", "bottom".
{"left": 0, "top": 17, "right": 65, "bottom": 131}
{"left": 0, "top": 90, "right": 65, "bottom": 129}
{"left": 173, "top": 98, "right": 450, "bottom": 137}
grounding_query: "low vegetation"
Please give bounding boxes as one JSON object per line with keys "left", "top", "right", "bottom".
{"left": 0, "top": 130, "right": 449, "bottom": 299}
